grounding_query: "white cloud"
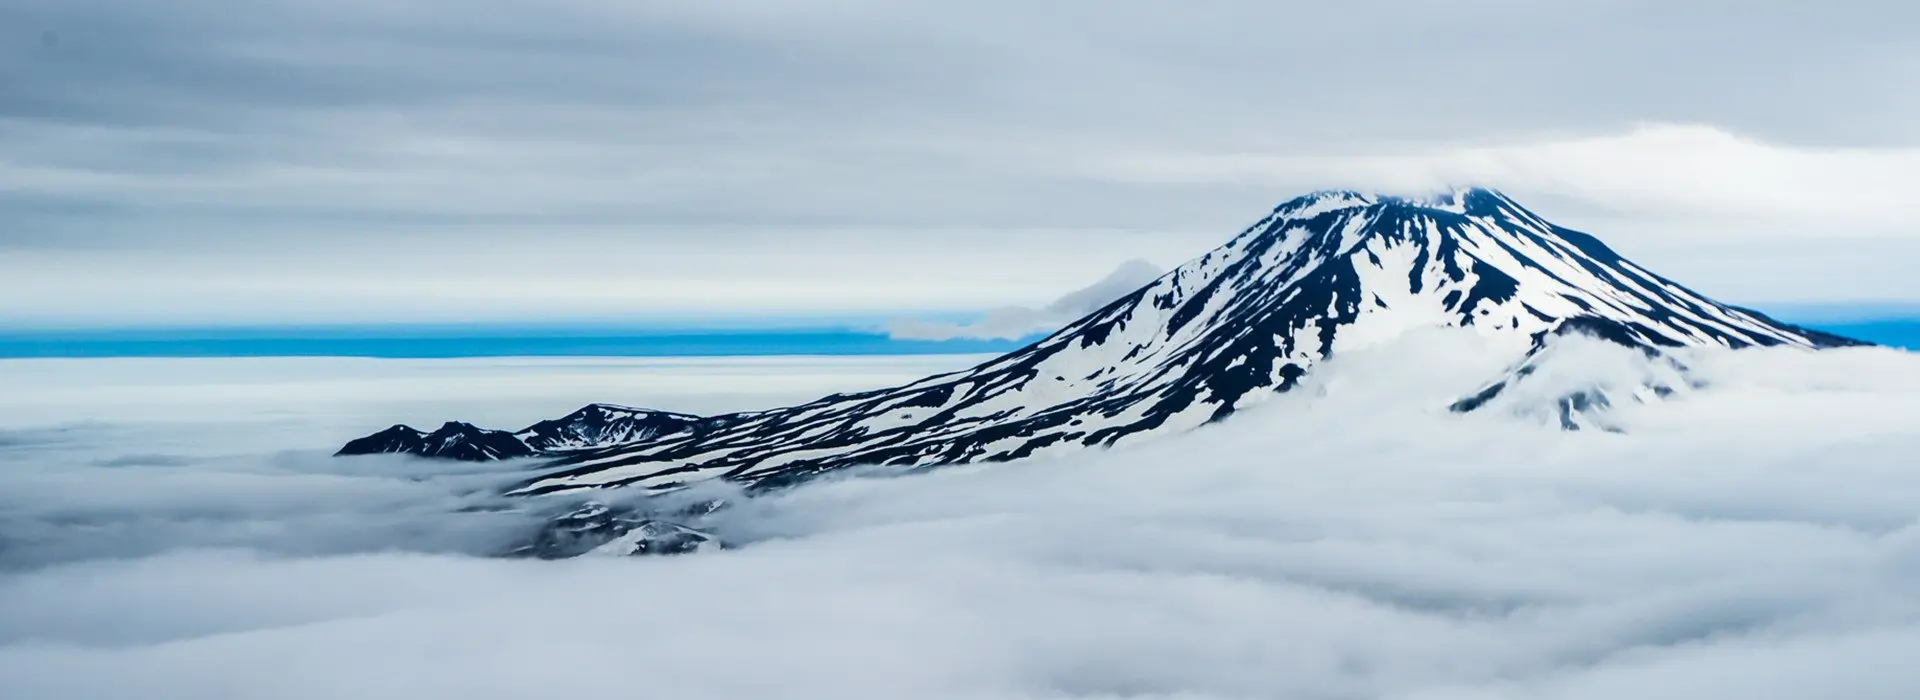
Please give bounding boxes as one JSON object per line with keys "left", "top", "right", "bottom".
{"left": 0, "top": 355, "right": 971, "bottom": 568}
{"left": 10, "top": 124, "right": 1918, "bottom": 326}
{"left": 2, "top": 338, "right": 1919, "bottom": 697}
{"left": 1092, "top": 124, "right": 1920, "bottom": 234}
{"left": 885, "top": 259, "right": 1164, "bottom": 340}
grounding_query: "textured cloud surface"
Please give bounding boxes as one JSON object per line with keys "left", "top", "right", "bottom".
{"left": 0, "top": 355, "right": 970, "bottom": 569}
{"left": 4, "top": 339, "right": 1919, "bottom": 698}
{"left": 5, "top": 0, "right": 1919, "bottom": 325}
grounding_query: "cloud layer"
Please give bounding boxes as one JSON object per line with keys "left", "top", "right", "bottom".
{"left": 4, "top": 1, "right": 1919, "bottom": 325}
{"left": 0, "top": 354, "right": 968, "bottom": 568}
{"left": 886, "top": 259, "right": 1163, "bottom": 340}
{"left": 3, "top": 338, "right": 1919, "bottom": 697}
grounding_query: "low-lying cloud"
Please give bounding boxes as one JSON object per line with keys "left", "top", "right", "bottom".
{"left": 2, "top": 338, "right": 1919, "bottom": 698}
{"left": 0, "top": 355, "right": 966, "bottom": 570}
{"left": 887, "top": 258, "right": 1164, "bottom": 340}
{"left": 0, "top": 430, "right": 538, "bottom": 570}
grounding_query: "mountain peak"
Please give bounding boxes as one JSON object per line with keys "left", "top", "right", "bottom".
{"left": 1272, "top": 189, "right": 1374, "bottom": 218}
{"left": 1276, "top": 186, "right": 1514, "bottom": 217}
{"left": 507, "top": 188, "right": 1860, "bottom": 499}
{"left": 316, "top": 186, "right": 1869, "bottom": 555}
{"left": 1395, "top": 185, "right": 1511, "bottom": 213}
{"left": 1251, "top": 187, "right": 1539, "bottom": 260}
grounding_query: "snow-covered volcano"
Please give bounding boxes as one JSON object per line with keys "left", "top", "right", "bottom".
{"left": 498, "top": 188, "right": 1859, "bottom": 498}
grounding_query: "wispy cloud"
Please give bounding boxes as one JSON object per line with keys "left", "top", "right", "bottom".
{"left": 886, "top": 259, "right": 1163, "bottom": 340}
{"left": 1091, "top": 124, "right": 1920, "bottom": 233}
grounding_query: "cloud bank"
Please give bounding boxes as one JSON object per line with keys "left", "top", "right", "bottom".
{"left": 0, "top": 354, "right": 967, "bottom": 569}
{"left": 3, "top": 338, "right": 1919, "bottom": 698}
{"left": 1096, "top": 123, "right": 1920, "bottom": 231}
{"left": 4, "top": 0, "right": 1920, "bottom": 325}
{"left": 886, "top": 259, "right": 1163, "bottom": 340}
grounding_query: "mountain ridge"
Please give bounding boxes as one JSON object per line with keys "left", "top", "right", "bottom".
{"left": 335, "top": 403, "right": 716, "bottom": 460}
{"left": 332, "top": 187, "right": 1866, "bottom": 558}
{"left": 501, "top": 188, "right": 1861, "bottom": 497}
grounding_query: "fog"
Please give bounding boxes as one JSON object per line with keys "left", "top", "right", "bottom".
{"left": 0, "top": 355, "right": 969, "bottom": 569}
{"left": 3, "top": 337, "right": 1919, "bottom": 698}
{"left": 887, "top": 259, "right": 1164, "bottom": 340}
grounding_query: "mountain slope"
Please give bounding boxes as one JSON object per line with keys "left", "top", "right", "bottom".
{"left": 508, "top": 188, "right": 1861, "bottom": 498}
{"left": 336, "top": 404, "right": 712, "bottom": 460}
{"left": 337, "top": 421, "right": 538, "bottom": 461}
{"left": 1448, "top": 315, "right": 1702, "bottom": 431}
{"left": 517, "top": 404, "right": 714, "bottom": 453}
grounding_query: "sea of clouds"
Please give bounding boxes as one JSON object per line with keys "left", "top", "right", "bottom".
{"left": 3, "top": 335, "right": 1919, "bottom": 699}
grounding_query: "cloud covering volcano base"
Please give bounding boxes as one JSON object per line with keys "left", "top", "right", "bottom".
{"left": 3, "top": 338, "right": 1920, "bottom": 699}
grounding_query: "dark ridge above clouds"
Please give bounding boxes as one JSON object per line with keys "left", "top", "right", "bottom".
{"left": 336, "top": 404, "right": 718, "bottom": 461}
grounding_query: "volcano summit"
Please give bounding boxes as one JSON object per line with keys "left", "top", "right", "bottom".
{"left": 336, "top": 188, "right": 1862, "bottom": 552}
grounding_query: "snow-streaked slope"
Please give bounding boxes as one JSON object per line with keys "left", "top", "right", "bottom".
{"left": 1449, "top": 316, "right": 1703, "bottom": 432}
{"left": 337, "top": 404, "right": 711, "bottom": 460}
{"left": 512, "top": 188, "right": 1860, "bottom": 497}
{"left": 516, "top": 404, "right": 714, "bottom": 453}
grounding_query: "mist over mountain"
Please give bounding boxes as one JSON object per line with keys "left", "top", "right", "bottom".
{"left": 4, "top": 337, "right": 1918, "bottom": 699}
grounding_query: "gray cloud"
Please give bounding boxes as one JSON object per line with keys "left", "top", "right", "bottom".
{"left": 0, "top": 426, "right": 539, "bottom": 569}
{"left": 0, "top": 354, "right": 965, "bottom": 568}
{"left": 2, "top": 0, "right": 1918, "bottom": 324}
{"left": 2, "top": 336, "right": 1920, "bottom": 697}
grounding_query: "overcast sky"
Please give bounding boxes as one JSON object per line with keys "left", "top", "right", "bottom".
{"left": 4, "top": 0, "right": 1919, "bottom": 327}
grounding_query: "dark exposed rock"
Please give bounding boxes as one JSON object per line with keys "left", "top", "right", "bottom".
{"left": 504, "top": 501, "right": 724, "bottom": 559}
{"left": 336, "top": 404, "right": 715, "bottom": 462}
{"left": 1449, "top": 316, "right": 1706, "bottom": 431}
{"left": 336, "top": 422, "right": 536, "bottom": 461}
